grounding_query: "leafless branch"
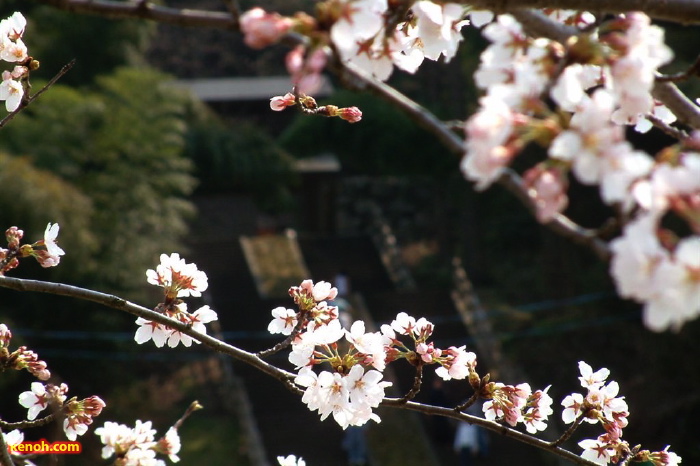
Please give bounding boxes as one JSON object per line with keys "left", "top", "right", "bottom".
{"left": 0, "top": 272, "right": 601, "bottom": 465}
{"left": 0, "top": 60, "right": 75, "bottom": 130}
{"left": 0, "top": 276, "right": 295, "bottom": 384}
{"left": 33, "top": 0, "right": 238, "bottom": 30}
{"left": 464, "top": 0, "right": 700, "bottom": 24}
{"left": 381, "top": 398, "right": 601, "bottom": 466}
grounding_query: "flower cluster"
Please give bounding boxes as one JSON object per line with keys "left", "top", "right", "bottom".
{"left": 0, "top": 323, "right": 51, "bottom": 380}
{"left": 18, "top": 381, "right": 105, "bottom": 440}
{"left": 458, "top": 11, "right": 699, "bottom": 331}
{"left": 136, "top": 253, "right": 218, "bottom": 348}
{"left": 0, "top": 12, "right": 30, "bottom": 112}
{"left": 0, "top": 223, "right": 65, "bottom": 275}
{"left": 95, "top": 420, "right": 181, "bottom": 465}
{"left": 562, "top": 362, "right": 680, "bottom": 464}
{"left": 268, "top": 280, "right": 487, "bottom": 429}
{"left": 482, "top": 382, "right": 554, "bottom": 434}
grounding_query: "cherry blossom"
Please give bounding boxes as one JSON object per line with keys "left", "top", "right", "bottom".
{"left": 2, "top": 429, "right": 36, "bottom": 465}
{"left": 523, "top": 164, "right": 569, "bottom": 222}
{"left": 18, "top": 382, "right": 51, "bottom": 420}
{"left": 286, "top": 46, "right": 327, "bottom": 95}
{"left": 0, "top": 323, "right": 10, "bottom": 349}
{"left": 167, "top": 305, "right": 218, "bottom": 348}
{"left": 435, "top": 345, "right": 476, "bottom": 381}
{"left": 606, "top": 13, "right": 673, "bottom": 128}
{"left": 579, "top": 438, "right": 614, "bottom": 465}
{"left": 295, "top": 365, "right": 390, "bottom": 429}
{"left": 549, "top": 89, "right": 622, "bottom": 185}
{"left": 0, "top": 84, "right": 18, "bottom": 111}
{"left": 146, "top": 253, "right": 209, "bottom": 299}
{"left": 270, "top": 92, "right": 296, "bottom": 111}
{"left": 345, "top": 320, "right": 387, "bottom": 370}
{"left": 95, "top": 420, "right": 165, "bottom": 465}
{"left": 0, "top": 12, "right": 26, "bottom": 42}
{"left": 135, "top": 318, "right": 171, "bottom": 347}
{"left": 277, "top": 455, "right": 306, "bottom": 466}
{"left": 239, "top": 7, "right": 292, "bottom": 50}
{"left": 411, "top": 1, "right": 468, "bottom": 62}
{"left": 578, "top": 361, "right": 610, "bottom": 389}
{"left": 461, "top": 95, "right": 518, "bottom": 190}
{"left": 156, "top": 427, "right": 181, "bottom": 462}
{"left": 522, "top": 386, "right": 554, "bottom": 434}
{"left": 268, "top": 306, "right": 298, "bottom": 335}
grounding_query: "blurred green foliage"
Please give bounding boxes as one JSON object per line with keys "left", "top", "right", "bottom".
{"left": 1, "top": 2, "right": 153, "bottom": 86}
{"left": 185, "top": 116, "right": 298, "bottom": 214}
{"left": 0, "top": 68, "right": 196, "bottom": 292}
{"left": 279, "top": 90, "right": 457, "bottom": 176}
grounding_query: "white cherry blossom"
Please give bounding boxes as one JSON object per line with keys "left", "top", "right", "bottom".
{"left": 18, "top": 382, "right": 49, "bottom": 420}
{"left": 411, "top": 1, "right": 468, "bottom": 62}
{"left": 268, "top": 306, "right": 298, "bottom": 335}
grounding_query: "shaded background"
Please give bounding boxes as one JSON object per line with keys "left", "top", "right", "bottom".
{"left": 1, "top": 1, "right": 699, "bottom": 464}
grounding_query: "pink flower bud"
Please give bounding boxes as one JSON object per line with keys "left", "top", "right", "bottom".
{"left": 338, "top": 107, "right": 362, "bottom": 123}
{"left": 82, "top": 395, "right": 106, "bottom": 417}
{"left": 240, "top": 8, "right": 292, "bottom": 49}
{"left": 270, "top": 92, "right": 296, "bottom": 111}
{"left": 5, "top": 226, "right": 23, "bottom": 249}
{"left": 523, "top": 165, "right": 569, "bottom": 223}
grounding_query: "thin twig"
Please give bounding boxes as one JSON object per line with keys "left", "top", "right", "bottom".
{"left": 550, "top": 413, "right": 585, "bottom": 447}
{"left": 0, "top": 60, "right": 75, "bottom": 129}
{"left": 453, "top": 392, "right": 479, "bottom": 413}
{"left": 656, "top": 55, "right": 700, "bottom": 83}
{"left": 398, "top": 362, "right": 423, "bottom": 403}
{"left": 256, "top": 315, "right": 307, "bottom": 359}
{"left": 646, "top": 114, "right": 689, "bottom": 140}
{"left": 171, "top": 401, "right": 202, "bottom": 431}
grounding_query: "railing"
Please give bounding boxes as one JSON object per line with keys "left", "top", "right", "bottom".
{"left": 360, "top": 201, "right": 416, "bottom": 291}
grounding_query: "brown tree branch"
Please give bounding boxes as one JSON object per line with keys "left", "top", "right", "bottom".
{"left": 0, "top": 275, "right": 600, "bottom": 464}
{"left": 465, "top": 0, "right": 700, "bottom": 24}
{"left": 32, "top": 0, "right": 238, "bottom": 29}
{"left": 652, "top": 81, "right": 700, "bottom": 131}
{"left": 0, "top": 276, "right": 295, "bottom": 384}
{"left": 381, "top": 398, "right": 601, "bottom": 466}
{"left": 338, "top": 61, "right": 612, "bottom": 261}
{"left": 35, "top": 0, "right": 700, "bottom": 25}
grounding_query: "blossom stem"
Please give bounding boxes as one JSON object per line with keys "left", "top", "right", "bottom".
{"left": 0, "top": 59, "right": 75, "bottom": 129}
{"left": 453, "top": 392, "right": 479, "bottom": 413}
{"left": 550, "top": 412, "right": 585, "bottom": 447}
{"left": 256, "top": 314, "right": 307, "bottom": 359}
{"left": 656, "top": 54, "right": 700, "bottom": 83}
{"left": 171, "top": 401, "right": 203, "bottom": 431}
{"left": 398, "top": 362, "right": 423, "bottom": 403}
